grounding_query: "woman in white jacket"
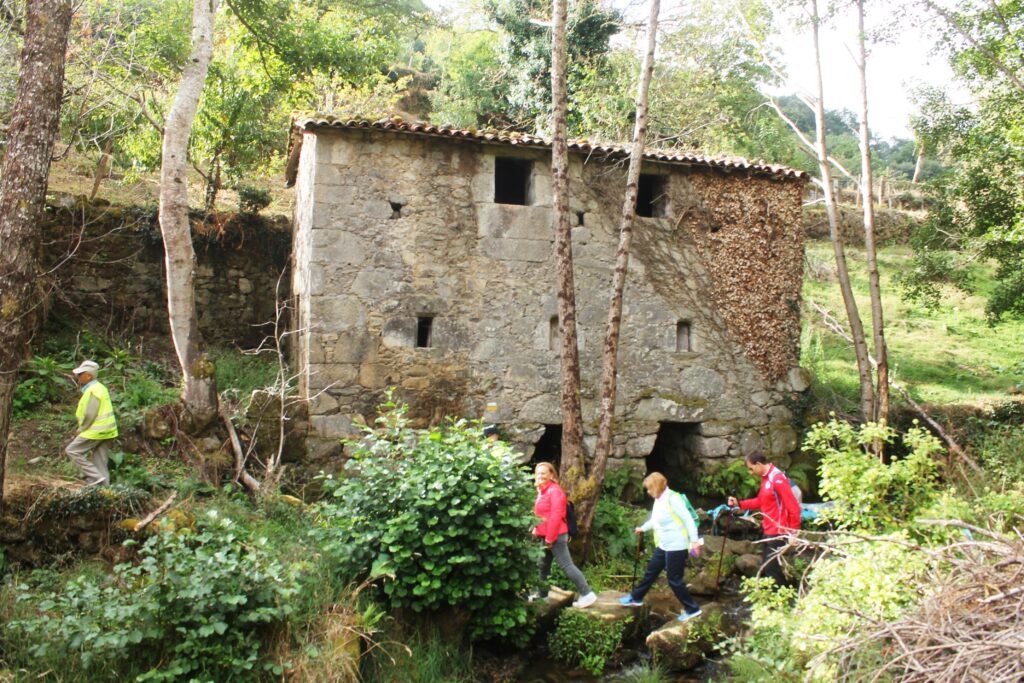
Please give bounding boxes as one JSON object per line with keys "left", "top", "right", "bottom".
{"left": 618, "top": 472, "right": 703, "bottom": 622}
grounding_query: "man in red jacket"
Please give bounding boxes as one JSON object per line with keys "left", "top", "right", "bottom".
{"left": 728, "top": 452, "right": 801, "bottom": 585}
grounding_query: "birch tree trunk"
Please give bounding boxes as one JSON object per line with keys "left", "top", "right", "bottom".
{"left": 856, "top": 0, "right": 889, "bottom": 428}
{"left": 912, "top": 140, "right": 926, "bottom": 184}
{"left": 0, "top": 0, "right": 73, "bottom": 511}
{"left": 550, "top": 0, "right": 587, "bottom": 491}
{"left": 810, "top": 0, "right": 875, "bottom": 420}
{"left": 160, "top": 0, "right": 220, "bottom": 430}
{"left": 580, "top": 0, "right": 661, "bottom": 534}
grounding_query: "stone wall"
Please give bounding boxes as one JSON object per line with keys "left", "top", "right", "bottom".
{"left": 291, "top": 127, "right": 808, "bottom": 483}
{"left": 45, "top": 201, "right": 291, "bottom": 347}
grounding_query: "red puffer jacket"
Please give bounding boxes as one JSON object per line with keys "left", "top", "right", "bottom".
{"left": 533, "top": 481, "right": 569, "bottom": 544}
{"left": 738, "top": 464, "right": 801, "bottom": 535}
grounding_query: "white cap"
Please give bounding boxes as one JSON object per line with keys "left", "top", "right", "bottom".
{"left": 72, "top": 360, "right": 99, "bottom": 376}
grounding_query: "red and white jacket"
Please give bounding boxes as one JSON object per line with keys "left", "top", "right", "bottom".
{"left": 738, "top": 464, "right": 801, "bottom": 535}
{"left": 533, "top": 481, "right": 569, "bottom": 544}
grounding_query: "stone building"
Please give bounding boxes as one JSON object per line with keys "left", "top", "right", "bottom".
{"left": 285, "top": 118, "right": 809, "bottom": 482}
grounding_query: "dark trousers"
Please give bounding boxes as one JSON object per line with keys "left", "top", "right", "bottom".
{"left": 761, "top": 534, "right": 788, "bottom": 584}
{"left": 629, "top": 547, "right": 700, "bottom": 614}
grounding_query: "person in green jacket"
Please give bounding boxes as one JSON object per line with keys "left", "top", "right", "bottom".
{"left": 66, "top": 360, "right": 118, "bottom": 486}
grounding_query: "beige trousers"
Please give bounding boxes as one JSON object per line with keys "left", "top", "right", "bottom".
{"left": 66, "top": 435, "right": 112, "bottom": 486}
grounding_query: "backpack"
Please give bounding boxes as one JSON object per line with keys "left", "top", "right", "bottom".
{"left": 770, "top": 469, "right": 803, "bottom": 515}
{"left": 566, "top": 501, "right": 579, "bottom": 539}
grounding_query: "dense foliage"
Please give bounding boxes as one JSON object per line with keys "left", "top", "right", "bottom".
{"left": 899, "top": 0, "right": 1024, "bottom": 321}
{"left": 549, "top": 608, "right": 630, "bottom": 676}
{"left": 5, "top": 511, "right": 302, "bottom": 681}
{"left": 311, "top": 397, "right": 538, "bottom": 643}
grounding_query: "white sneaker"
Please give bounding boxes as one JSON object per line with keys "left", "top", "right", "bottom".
{"left": 527, "top": 591, "right": 544, "bottom": 603}
{"left": 572, "top": 591, "right": 598, "bottom": 608}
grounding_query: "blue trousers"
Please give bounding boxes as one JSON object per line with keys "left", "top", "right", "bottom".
{"left": 629, "top": 546, "right": 700, "bottom": 614}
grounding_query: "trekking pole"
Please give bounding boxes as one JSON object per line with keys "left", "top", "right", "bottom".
{"left": 714, "top": 508, "right": 734, "bottom": 594}
{"left": 631, "top": 532, "right": 644, "bottom": 593}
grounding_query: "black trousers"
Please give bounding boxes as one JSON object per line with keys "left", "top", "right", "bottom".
{"left": 629, "top": 547, "right": 701, "bottom": 614}
{"left": 761, "top": 534, "right": 788, "bottom": 584}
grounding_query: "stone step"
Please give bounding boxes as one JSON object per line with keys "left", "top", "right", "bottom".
{"left": 645, "top": 601, "right": 724, "bottom": 672}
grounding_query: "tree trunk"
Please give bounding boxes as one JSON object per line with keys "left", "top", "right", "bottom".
{"left": 810, "top": 0, "right": 875, "bottom": 421}
{"left": 581, "top": 0, "right": 660, "bottom": 535}
{"left": 550, "top": 0, "right": 586, "bottom": 492}
{"left": 89, "top": 136, "right": 115, "bottom": 200}
{"left": 856, "top": 0, "right": 889, "bottom": 430}
{"left": 159, "top": 0, "right": 220, "bottom": 430}
{"left": 0, "top": 0, "right": 74, "bottom": 511}
{"left": 912, "top": 140, "right": 926, "bottom": 184}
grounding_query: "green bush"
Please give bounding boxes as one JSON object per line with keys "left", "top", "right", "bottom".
{"left": 698, "top": 459, "right": 760, "bottom": 500}
{"left": 13, "top": 355, "right": 74, "bottom": 416}
{"left": 237, "top": 185, "right": 272, "bottom": 214}
{"left": 806, "top": 418, "right": 942, "bottom": 531}
{"left": 311, "top": 396, "right": 538, "bottom": 643}
{"left": 5, "top": 511, "right": 302, "bottom": 681}
{"left": 549, "top": 608, "right": 629, "bottom": 676}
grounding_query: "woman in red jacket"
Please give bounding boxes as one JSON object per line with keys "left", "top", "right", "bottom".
{"left": 531, "top": 462, "right": 597, "bottom": 608}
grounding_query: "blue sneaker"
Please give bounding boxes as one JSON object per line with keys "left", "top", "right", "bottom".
{"left": 618, "top": 595, "right": 643, "bottom": 607}
{"left": 677, "top": 609, "right": 703, "bottom": 623}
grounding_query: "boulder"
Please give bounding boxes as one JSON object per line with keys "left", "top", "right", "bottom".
{"left": 736, "top": 553, "right": 763, "bottom": 577}
{"left": 645, "top": 602, "right": 724, "bottom": 671}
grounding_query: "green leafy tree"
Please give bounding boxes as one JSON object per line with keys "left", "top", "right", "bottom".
{"left": 900, "top": 0, "right": 1024, "bottom": 321}
{"left": 482, "top": 0, "right": 621, "bottom": 131}
{"left": 312, "top": 398, "right": 538, "bottom": 643}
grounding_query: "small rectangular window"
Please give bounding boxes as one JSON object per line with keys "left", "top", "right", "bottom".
{"left": 494, "top": 157, "right": 533, "bottom": 205}
{"left": 549, "top": 316, "right": 559, "bottom": 351}
{"left": 417, "top": 316, "right": 434, "bottom": 348}
{"left": 675, "top": 321, "right": 691, "bottom": 352}
{"left": 637, "top": 174, "right": 668, "bottom": 217}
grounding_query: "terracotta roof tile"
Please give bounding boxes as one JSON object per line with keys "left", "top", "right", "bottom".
{"left": 285, "top": 116, "right": 808, "bottom": 186}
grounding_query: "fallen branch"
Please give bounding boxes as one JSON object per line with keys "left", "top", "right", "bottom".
{"left": 133, "top": 491, "right": 178, "bottom": 532}
{"left": 220, "top": 405, "right": 261, "bottom": 493}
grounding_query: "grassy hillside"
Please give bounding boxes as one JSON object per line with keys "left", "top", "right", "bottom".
{"left": 802, "top": 240, "right": 1024, "bottom": 408}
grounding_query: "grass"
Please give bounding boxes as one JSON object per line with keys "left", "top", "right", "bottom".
{"left": 802, "top": 240, "right": 1024, "bottom": 408}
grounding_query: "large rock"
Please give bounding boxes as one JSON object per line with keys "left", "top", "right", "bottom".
{"left": 645, "top": 603, "right": 724, "bottom": 671}
{"left": 735, "top": 553, "right": 763, "bottom": 577}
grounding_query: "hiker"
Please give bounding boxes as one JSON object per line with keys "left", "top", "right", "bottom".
{"left": 727, "top": 452, "right": 801, "bottom": 585}
{"left": 483, "top": 424, "right": 500, "bottom": 441}
{"left": 66, "top": 360, "right": 118, "bottom": 487}
{"left": 530, "top": 461, "right": 598, "bottom": 608}
{"left": 619, "top": 472, "right": 703, "bottom": 622}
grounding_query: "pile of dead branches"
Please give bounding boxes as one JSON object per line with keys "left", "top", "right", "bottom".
{"left": 812, "top": 519, "right": 1024, "bottom": 683}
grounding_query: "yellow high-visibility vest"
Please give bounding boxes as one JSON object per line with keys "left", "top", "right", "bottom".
{"left": 76, "top": 381, "right": 118, "bottom": 440}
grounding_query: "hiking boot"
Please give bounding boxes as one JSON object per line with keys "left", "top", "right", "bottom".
{"left": 572, "top": 591, "right": 598, "bottom": 609}
{"left": 677, "top": 609, "right": 703, "bottom": 623}
{"left": 618, "top": 595, "right": 643, "bottom": 607}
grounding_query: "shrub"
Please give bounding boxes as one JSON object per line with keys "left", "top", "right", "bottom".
{"left": 13, "top": 355, "right": 74, "bottom": 416}
{"left": 311, "top": 396, "right": 538, "bottom": 643}
{"left": 806, "top": 418, "right": 942, "bottom": 531}
{"left": 5, "top": 510, "right": 302, "bottom": 681}
{"left": 549, "top": 609, "right": 629, "bottom": 676}
{"left": 698, "top": 459, "right": 760, "bottom": 500}
{"left": 238, "top": 185, "right": 272, "bottom": 214}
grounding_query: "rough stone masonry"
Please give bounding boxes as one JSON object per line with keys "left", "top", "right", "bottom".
{"left": 286, "top": 118, "right": 810, "bottom": 485}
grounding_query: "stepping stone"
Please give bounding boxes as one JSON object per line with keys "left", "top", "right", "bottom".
{"left": 645, "top": 601, "right": 724, "bottom": 672}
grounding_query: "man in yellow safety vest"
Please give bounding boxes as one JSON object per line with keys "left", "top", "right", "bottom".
{"left": 66, "top": 360, "right": 118, "bottom": 486}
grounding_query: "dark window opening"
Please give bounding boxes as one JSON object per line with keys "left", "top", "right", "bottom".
{"left": 676, "top": 321, "right": 691, "bottom": 352}
{"left": 531, "top": 424, "right": 563, "bottom": 471}
{"left": 646, "top": 422, "right": 702, "bottom": 498}
{"left": 494, "top": 157, "right": 533, "bottom": 205}
{"left": 389, "top": 200, "right": 404, "bottom": 219}
{"left": 416, "top": 316, "right": 434, "bottom": 348}
{"left": 575, "top": 211, "right": 585, "bottom": 226}
{"left": 549, "top": 316, "right": 559, "bottom": 351}
{"left": 637, "top": 174, "right": 668, "bottom": 217}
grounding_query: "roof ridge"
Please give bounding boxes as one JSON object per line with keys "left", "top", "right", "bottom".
{"left": 286, "top": 115, "right": 808, "bottom": 184}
